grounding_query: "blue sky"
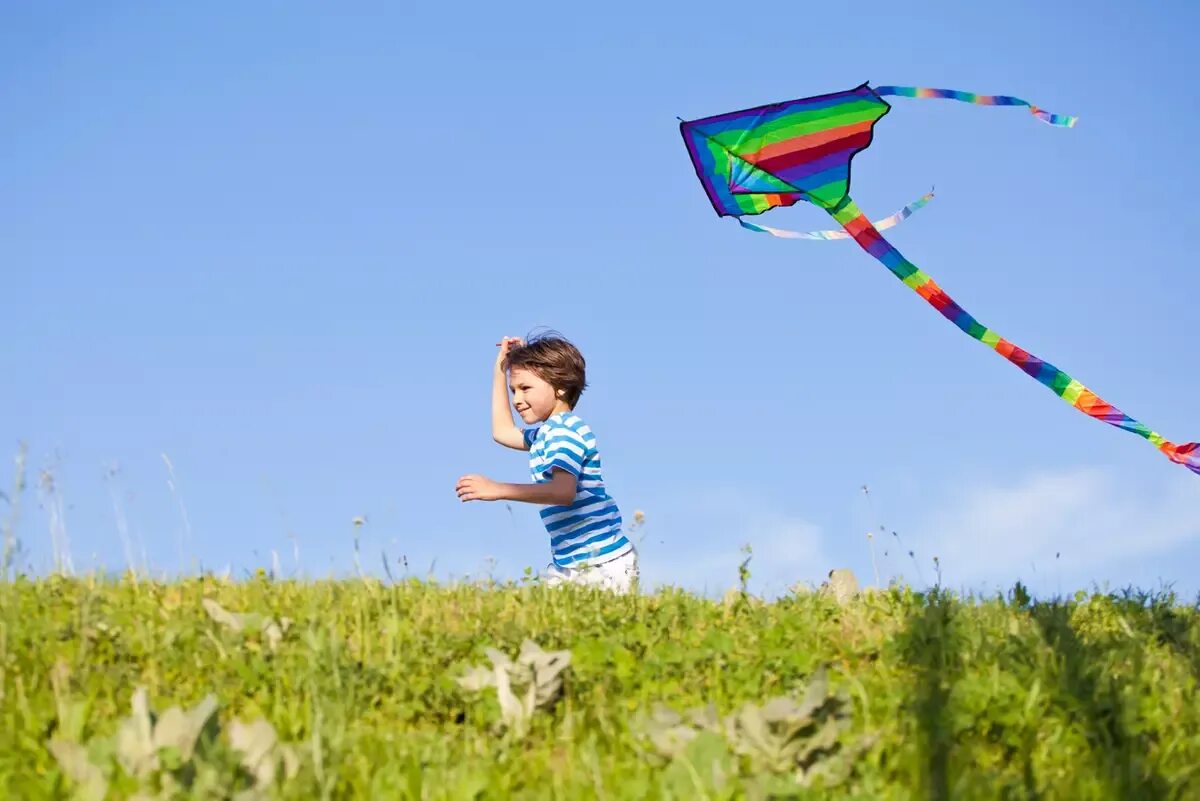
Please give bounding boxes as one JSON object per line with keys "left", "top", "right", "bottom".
{"left": 3, "top": 1, "right": 1198, "bottom": 598}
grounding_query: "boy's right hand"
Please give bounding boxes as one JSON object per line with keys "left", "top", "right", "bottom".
{"left": 495, "top": 336, "right": 523, "bottom": 369}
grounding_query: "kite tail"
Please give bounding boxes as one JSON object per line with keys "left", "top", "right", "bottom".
{"left": 825, "top": 196, "right": 1199, "bottom": 475}
{"left": 872, "top": 85, "right": 1078, "bottom": 128}
{"left": 738, "top": 190, "right": 934, "bottom": 240}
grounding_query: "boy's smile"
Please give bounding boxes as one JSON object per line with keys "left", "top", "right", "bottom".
{"left": 509, "top": 366, "right": 571, "bottom": 424}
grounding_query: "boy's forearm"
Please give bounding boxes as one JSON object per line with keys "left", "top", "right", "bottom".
{"left": 491, "top": 366, "right": 517, "bottom": 439}
{"left": 496, "top": 481, "right": 575, "bottom": 507}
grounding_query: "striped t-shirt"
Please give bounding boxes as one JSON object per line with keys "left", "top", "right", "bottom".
{"left": 523, "top": 412, "right": 632, "bottom": 569}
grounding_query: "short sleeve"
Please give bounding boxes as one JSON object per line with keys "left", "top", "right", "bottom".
{"left": 522, "top": 427, "right": 540, "bottom": 449}
{"left": 536, "top": 425, "right": 588, "bottom": 479}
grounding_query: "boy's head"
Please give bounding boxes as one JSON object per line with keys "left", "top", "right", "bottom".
{"left": 504, "top": 333, "right": 587, "bottom": 423}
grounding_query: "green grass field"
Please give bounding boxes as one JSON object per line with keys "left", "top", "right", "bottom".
{"left": 2, "top": 575, "right": 1198, "bottom": 799}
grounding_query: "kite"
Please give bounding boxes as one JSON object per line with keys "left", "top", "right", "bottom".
{"left": 680, "top": 83, "right": 1198, "bottom": 475}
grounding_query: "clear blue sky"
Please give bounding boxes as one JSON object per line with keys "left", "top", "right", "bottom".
{"left": 4, "top": 1, "right": 1198, "bottom": 598}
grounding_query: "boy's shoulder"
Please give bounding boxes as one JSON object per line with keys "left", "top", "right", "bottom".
{"left": 529, "top": 412, "right": 596, "bottom": 442}
{"left": 551, "top": 411, "right": 587, "bottom": 428}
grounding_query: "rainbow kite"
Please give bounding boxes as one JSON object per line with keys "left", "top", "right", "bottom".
{"left": 680, "top": 83, "right": 1198, "bottom": 475}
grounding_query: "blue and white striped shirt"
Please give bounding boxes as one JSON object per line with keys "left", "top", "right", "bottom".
{"left": 523, "top": 412, "right": 632, "bottom": 569}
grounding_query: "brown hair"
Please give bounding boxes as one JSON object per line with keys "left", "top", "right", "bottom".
{"left": 503, "top": 332, "right": 588, "bottom": 408}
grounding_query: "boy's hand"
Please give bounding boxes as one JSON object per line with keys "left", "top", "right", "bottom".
{"left": 495, "top": 336, "right": 523, "bottom": 369}
{"left": 456, "top": 474, "right": 504, "bottom": 502}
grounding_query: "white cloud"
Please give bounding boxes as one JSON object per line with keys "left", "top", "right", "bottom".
{"left": 601, "top": 468, "right": 1199, "bottom": 600}
{"left": 911, "top": 466, "right": 1200, "bottom": 594}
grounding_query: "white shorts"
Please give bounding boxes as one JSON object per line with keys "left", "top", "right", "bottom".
{"left": 542, "top": 548, "right": 639, "bottom": 594}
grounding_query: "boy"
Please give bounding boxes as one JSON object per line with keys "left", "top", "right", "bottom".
{"left": 456, "top": 333, "right": 637, "bottom": 592}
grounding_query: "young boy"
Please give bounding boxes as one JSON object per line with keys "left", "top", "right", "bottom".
{"left": 456, "top": 333, "right": 638, "bottom": 592}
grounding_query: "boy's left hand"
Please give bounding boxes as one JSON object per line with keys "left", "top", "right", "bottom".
{"left": 456, "top": 474, "right": 503, "bottom": 502}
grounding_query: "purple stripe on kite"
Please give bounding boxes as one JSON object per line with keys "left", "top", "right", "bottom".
{"left": 947, "top": 308, "right": 976, "bottom": 332}
{"left": 938, "top": 301, "right": 966, "bottom": 323}
{"left": 943, "top": 300, "right": 968, "bottom": 320}
{"left": 767, "top": 146, "right": 860, "bottom": 185}
{"left": 787, "top": 165, "right": 850, "bottom": 197}
{"left": 686, "top": 84, "right": 876, "bottom": 127}
{"left": 863, "top": 236, "right": 894, "bottom": 261}
{"left": 1016, "top": 356, "right": 1049, "bottom": 379}
{"left": 680, "top": 127, "right": 737, "bottom": 217}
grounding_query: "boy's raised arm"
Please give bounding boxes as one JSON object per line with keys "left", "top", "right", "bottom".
{"left": 492, "top": 337, "right": 528, "bottom": 451}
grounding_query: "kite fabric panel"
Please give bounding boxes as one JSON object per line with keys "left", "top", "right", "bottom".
{"left": 679, "top": 83, "right": 1198, "bottom": 475}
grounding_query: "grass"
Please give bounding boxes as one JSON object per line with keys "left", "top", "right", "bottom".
{"left": 1, "top": 575, "right": 1198, "bottom": 799}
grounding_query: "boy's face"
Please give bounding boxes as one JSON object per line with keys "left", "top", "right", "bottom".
{"left": 509, "top": 367, "right": 562, "bottom": 424}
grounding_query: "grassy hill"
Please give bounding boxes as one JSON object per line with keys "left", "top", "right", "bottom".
{"left": 2, "top": 575, "right": 1197, "bottom": 799}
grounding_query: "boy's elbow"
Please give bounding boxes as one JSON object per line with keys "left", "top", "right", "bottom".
{"left": 552, "top": 477, "right": 578, "bottom": 505}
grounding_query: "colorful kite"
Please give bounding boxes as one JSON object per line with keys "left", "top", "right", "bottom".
{"left": 680, "top": 83, "right": 1198, "bottom": 475}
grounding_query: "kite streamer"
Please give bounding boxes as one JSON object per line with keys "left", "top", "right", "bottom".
{"left": 680, "top": 83, "right": 1197, "bottom": 474}
{"left": 874, "top": 85, "right": 1078, "bottom": 128}
{"left": 738, "top": 190, "right": 934, "bottom": 240}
